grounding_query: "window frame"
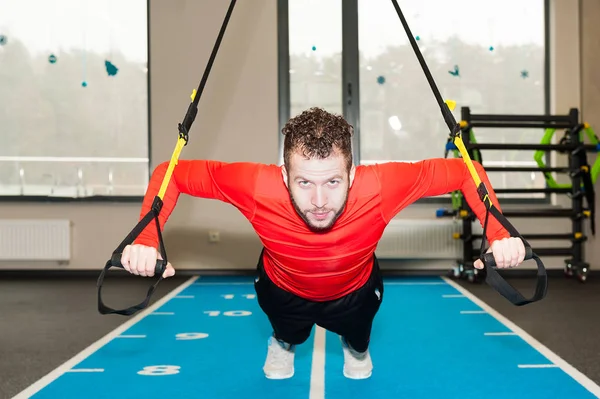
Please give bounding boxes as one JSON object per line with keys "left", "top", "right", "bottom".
{"left": 0, "top": 0, "right": 152, "bottom": 204}
{"left": 278, "top": 0, "right": 552, "bottom": 205}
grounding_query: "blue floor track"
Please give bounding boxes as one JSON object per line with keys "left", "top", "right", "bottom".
{"left": 16, "top": 276, "right": 600, "bottom": 399}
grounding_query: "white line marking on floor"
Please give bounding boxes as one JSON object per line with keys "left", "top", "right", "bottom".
{"left": 484, "top": 332, "right": 517, "bottom": 336}
{"left": 12, "top": 275, "right": 200, "bottom": 399}
{"left": 150, "top": 312, "right": 175, "bottom": 315}
{"left": 460, "top": 310, "right": 487, "bottom": 314}
{"left": 116, "top": 335, "right": 147, "bottom": 338}
{"left": 194, "top": 282, "right": 253, "bottom": 285}
{"left": 518, "top": 364, "right": 559, "bottom": 368}
{"left": 442, "top": 277, "right": 600, "bottom": 397}
{"left": 442, "top": 294, "right": 465, "bottom": 298}
{"left": 309, "top": 326, "right": 326, "bottom": 399}
{"left": 174, "top": 295, "right": 195, "bottom": 298}
{"left": 66, "top": 368, "right": 105, "bottom": 373}
{"left": 385, "top": 282, "right": 446, "bottom": 285}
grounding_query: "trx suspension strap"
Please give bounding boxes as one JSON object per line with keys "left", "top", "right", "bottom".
{"left": 581, "top": 164, "right": 595, "bottom": 235}
{"left": 96, "top": 0, "right": 238, "bottom": 316}
{"left": 570, "top": 123, "right": 596, "bottom": 235}
{"left": 390, "top": 0, "right": 547, "bottom": 306}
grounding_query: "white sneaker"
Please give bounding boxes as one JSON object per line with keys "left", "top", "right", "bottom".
{"left": 340, "top": 336, "right": 373, "bottom": 379}
{"left": 263, "top": 336, "right": 295, "bottom": 379}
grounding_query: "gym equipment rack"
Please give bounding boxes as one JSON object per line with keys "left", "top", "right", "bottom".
{"left": 438, "top": 107, "right": 598, "bottom": 283}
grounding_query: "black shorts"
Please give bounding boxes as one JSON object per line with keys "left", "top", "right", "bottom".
{"left": 253, "top": 250, "right": 384, "bottom": 353}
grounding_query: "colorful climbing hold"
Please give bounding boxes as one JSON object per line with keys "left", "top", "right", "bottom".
{"left": 81, "top": 81, "right": 88, "bottom": 87}
{"left": 48, "top": 54, "right": 57, "bottom": 64}
{"left": 489, "top": 46, "right": 494, "bottom": 51}
{"left": 415, "top": 35, "right": 420, "bottom": 41}
{"left": 105, "top": 60, "right": 118, "bottom": 76}
{"left": 377, "top": 75, "right": 386, "bottom": 85}
{"left": 311, "top": 46, "right": 316, "bottom": 51}
{"left": 521, "top": 70, "right": 529, "bottom": 78}
{"left": 0, "top": 35, "right": 6, "bottom": 45}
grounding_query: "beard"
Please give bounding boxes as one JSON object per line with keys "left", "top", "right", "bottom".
{"left": 288, "top": 189, "right": 349, "bottom": 233}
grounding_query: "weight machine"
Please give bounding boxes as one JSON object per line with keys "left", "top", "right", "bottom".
{"left": 438, "top": 107, "right": 598, "bottom": 283}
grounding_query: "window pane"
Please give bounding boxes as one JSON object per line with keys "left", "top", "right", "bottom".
{"left": 357, "top": 0, "right": 546, "bottom": 198}
{"left": 288, "top": 0, "right": 343, "bottom": 118}
{"left": 0, "top": 0, "right": 149, "bottom": 198}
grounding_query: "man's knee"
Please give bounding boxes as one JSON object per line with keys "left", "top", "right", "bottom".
{"left": 273, "top": 322, "right": 314, "bottom": 346}
{"left": 339, "top": 311, "right": 377, "bottom": 353}
{"left": 344, "top": 335, "right": 370, "bottom": 354}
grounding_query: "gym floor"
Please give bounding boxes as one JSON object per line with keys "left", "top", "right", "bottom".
{"left": 2, "top": 272, "right": 600, "bottom": 398}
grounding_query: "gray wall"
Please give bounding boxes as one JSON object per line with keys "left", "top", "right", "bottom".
{"left": 0, "top": 0, "right": 597, "bottom": 273}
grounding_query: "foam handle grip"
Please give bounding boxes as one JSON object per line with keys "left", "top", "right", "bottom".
{"left": 483, "top": 246, "right": 533, "bottom": 268}
{"left": 110, "top": 253, "right": 167, "bottom": 276}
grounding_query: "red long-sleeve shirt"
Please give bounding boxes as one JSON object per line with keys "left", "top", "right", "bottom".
{"left": 134, "top": 158, "right": 509, "bottom": 301}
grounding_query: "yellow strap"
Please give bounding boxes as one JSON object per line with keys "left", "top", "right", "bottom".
{"left": 157, "top": 136, "right": 187, "bottom": 199}
{"left": 445, "top": 99, "right": 457, "bottom": 111}
{"left": 443, "top": 98, "right": 493, "bottom": 208}
{"left": 156, "top": 89, "right": 196, "bottom": 200}
{"left": 452, "top": 132, "right": 493, "bottom": 208}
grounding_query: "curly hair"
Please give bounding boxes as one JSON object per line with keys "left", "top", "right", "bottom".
{"left": 281, "top": 107, "right": 354, "bottom": 171}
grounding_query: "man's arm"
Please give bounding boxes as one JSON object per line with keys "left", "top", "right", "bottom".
{"left": 133, "top": 160, "right": 261, "bottom": 249}
{"left": 373, "top": 158, "right": 510, "bottom": 243}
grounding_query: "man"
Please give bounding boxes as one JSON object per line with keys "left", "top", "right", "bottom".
{"left": 122, "top": 107, "right": 526, "bottom": 380}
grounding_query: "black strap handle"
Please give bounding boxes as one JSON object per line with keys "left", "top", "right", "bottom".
{"left": 108, "top": 252, "right": 167, "bottom": 276}
{"left": 390, "top": 0, "right": 547, "bottom": 306}
{"left": 97, "top": 0, "right": 237, "bottom": 316}
{"left": 482, "top": 246, "right": 533, "bottom": 267}
{"left": 97, "top": 196, "right": 168, "bottom": 315}
{"left": 481, "top": 206, "right": 547, "bottom": 306}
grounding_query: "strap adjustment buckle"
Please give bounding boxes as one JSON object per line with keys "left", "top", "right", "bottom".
{"left": 476, "top": 182, "right": 488, "bottom": 201}
{"left": 177, "top": 123, "right": 190, "bottom": 146}
{"left": 151, "top": 195, "right": 163, "bottom": 215}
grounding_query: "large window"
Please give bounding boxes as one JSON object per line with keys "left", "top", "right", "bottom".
{"left": 288, "top": 0, "right": 343, "bottom": 118}
{"left": 281, "top": 0, "right": 548, "bottom": 201}
{"left": 0, "top": 0, "right": 149, "bottom": 200}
